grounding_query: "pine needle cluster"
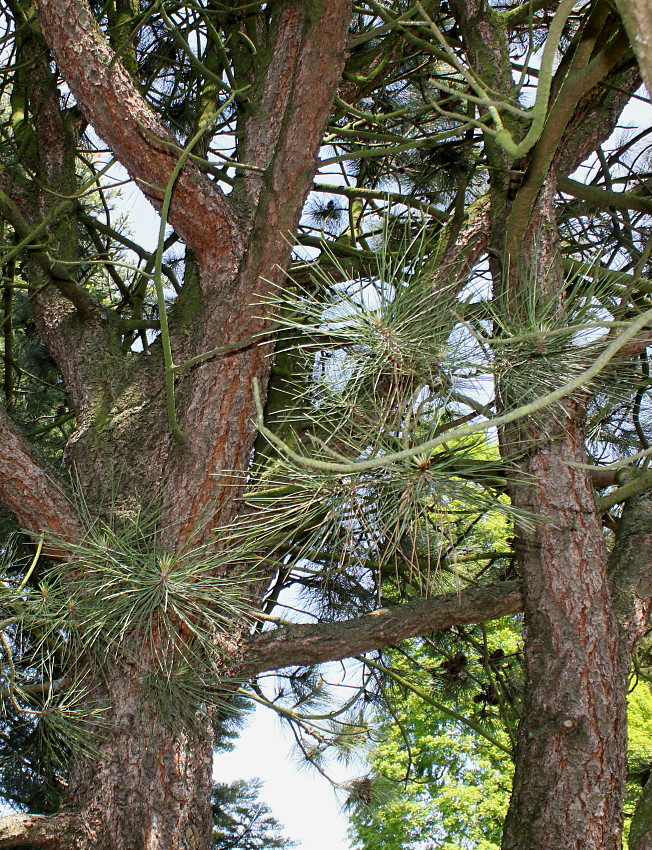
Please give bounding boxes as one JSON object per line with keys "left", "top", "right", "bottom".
{"left": 0, "top": 507, "right": 258, "bottom": 748}
{"left": 249, "top": 222, "right": 531, "bottom": 600}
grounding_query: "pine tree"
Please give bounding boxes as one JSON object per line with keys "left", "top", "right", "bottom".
{"left": 0, "top": 2, "right": 651, "bottom": 849}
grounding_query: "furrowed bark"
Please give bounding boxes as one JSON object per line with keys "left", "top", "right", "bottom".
{"left": 22, "top": 4, "right": 354, "bottom": 849}
{"left": 63, "top": 676, "right": 214, "bottom": 850}
{"left": 497, "top": 124, "right": 638, "bottom": 850}
{"left": 501, "top": 419, "right": 626, "bottom": 850}
{"left": 490, "top": 25, "right": 641, "bottom": 839}
{"left": 7, "top": 4, "right": 649, "bottom": 850}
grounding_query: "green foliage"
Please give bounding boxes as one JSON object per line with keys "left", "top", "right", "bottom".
{"left": 0, "top": 507, "right": 258, "bottom": 768}
{"left": 624, "top": 684, "right": 652, "bottom": 843}
{"left": 56, "top": 510, "right": 252, "bottom": 662}
{"left": 348, "top": 623, "right": 518, "bottom": 850}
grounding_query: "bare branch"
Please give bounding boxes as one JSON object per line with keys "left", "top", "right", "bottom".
{"left": 243, "top": 581, "right": 523, "bottom": 675}
{"left": 558, "top": 175, "right": 652, "bottom": 216}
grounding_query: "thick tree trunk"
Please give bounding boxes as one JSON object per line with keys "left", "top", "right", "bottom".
{"left": 62, "top": 677, "right": 214, "bottom": 850}
{"left": 2, "top": 2, "right": 648, "bottom": 848}
{"left": 501, "top": 419, "right": 627, "bottom": 850}
{"left": 491, "top": 63, "right": 644, "bottom": 835}
{"left": 8, "top": 2, "right": 355, "bottom": 847}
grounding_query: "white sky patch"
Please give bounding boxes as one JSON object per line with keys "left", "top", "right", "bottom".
{"left": 214, "top": 694, "right": 357, "bottom": 850}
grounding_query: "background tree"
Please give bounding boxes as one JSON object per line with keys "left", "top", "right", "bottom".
{"left": 0, "top": 2, "right": 650, "bottom": 850}
{"left": 211, "top": 779, "right": 296, "bottom": 850}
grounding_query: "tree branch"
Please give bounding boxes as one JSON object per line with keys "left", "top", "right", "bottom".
{"left": 0, "top": 184, "right": 95, "bottom": 316}
{"left": 0, "top": 812, "right": 86, "bottom": 848}
{"left": 558, "top": 175, "right": 652, "bottom": 216}
{"left": 243, "top": 580, "right": 523, "bottom": 675}
{"left": 0, "top": 406, "right": 81, "bottom": 548}
{"left": 160, "top": 2, "right": 353, "bottom": 534}
{"left": 33, "top": 0, "right": 243, "bottom": 270}
{"left": 615, "top": 0, "right": 652, "bottom": 100}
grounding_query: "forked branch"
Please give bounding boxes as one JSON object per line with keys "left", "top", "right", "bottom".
{"left": 33, "top": 0, "right": 242, "bottom": 268}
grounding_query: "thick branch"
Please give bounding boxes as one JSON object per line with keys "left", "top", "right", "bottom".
{"left": 161, "top": 2, "right": 353, "bottom": 535}
{"left": 500, "top": 0, "right": 559, "bottom": 29}
{"left": 0, "top": 812, "right": 86, "bottom": 848}
{"left": 243, "top": 580, "right": 523, "bottom": 674}
{"left": 448, "top": 0, "right": 514, "bottom": 97}
{"left": 432, "top": 195, "right": 490, "bottom": 288}
{"left": 33, "top": 0, "right": 243, "bottom": 271}
{"left": 0, "top": 185, "right": 95, "bottom": 315}
{"left": 0, "top": 406, "right": 81, "bottom": 547}
{"left": 558, "top": 175, "right": 652, "bottom": 216}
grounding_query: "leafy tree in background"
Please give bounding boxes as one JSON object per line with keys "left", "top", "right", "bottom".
{"left": 0, "top": 2, "right": 651, "bottom": 849}
{"left": 347, "top": 625, "right": 517, "bottom": 850}
{"left": 348, "top": 639, "right": 652, "bottom": 850}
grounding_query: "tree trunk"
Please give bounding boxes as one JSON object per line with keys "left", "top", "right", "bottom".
{"left": 62, "top": 677, "right": 214, "bottom": 850}
{"left": 4, "top": 3, "right": 355, "bottom": 848}
{"left": 489, "top": 48, "right": 644, "bottom": 834}
{"left": 501, "top": 418, "right": 627, "bottom": 850}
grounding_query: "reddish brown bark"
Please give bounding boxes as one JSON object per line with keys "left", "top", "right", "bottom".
{"left": 33, "top": 0, "right": 243, "bottom": 271}
{"left": 0, "top": 813, "right": 86, "bottom": 848}
{"left": 63, "top": 676, "right": 214, "bottom": 850}
{"left": 501, "top": 421, "right": 626, "bottom": 850}
{"left": 488, "top": 23, "right": 645, "bottom": 843}
{"left": 3, "top": 2, "right": 355, "bottom": 849}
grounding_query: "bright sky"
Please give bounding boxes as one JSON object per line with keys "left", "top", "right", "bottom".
{"left": 214, "top": 704, "right": 356, "bottom": 849}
